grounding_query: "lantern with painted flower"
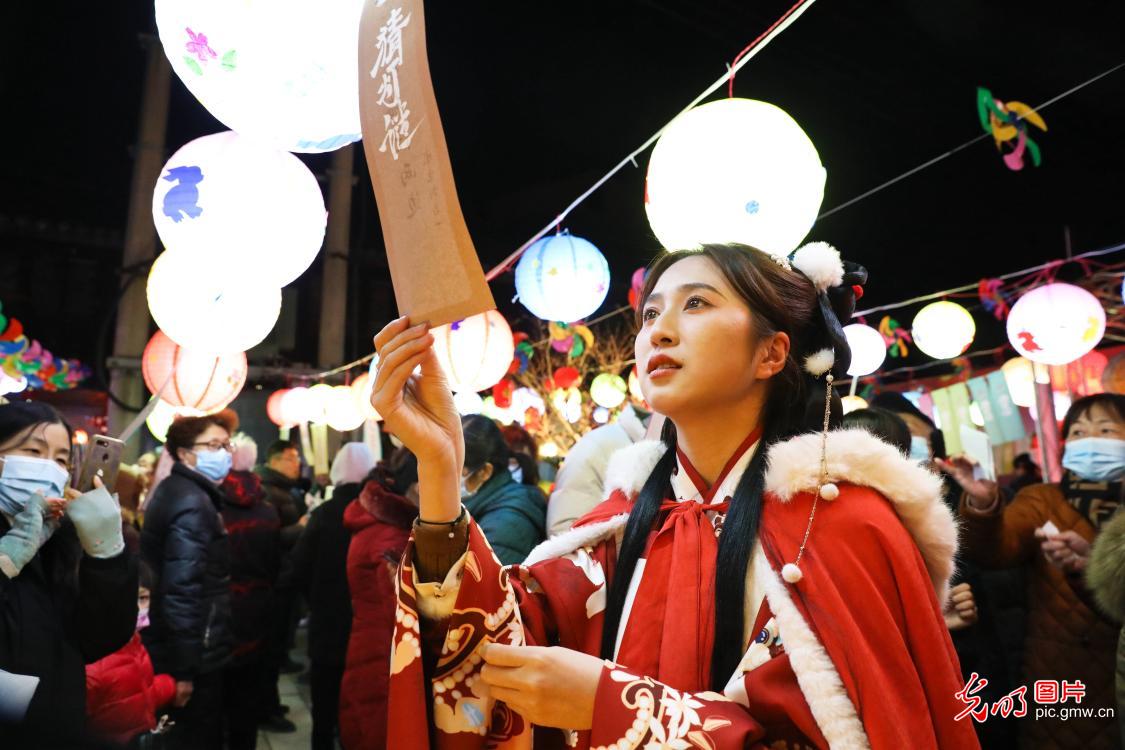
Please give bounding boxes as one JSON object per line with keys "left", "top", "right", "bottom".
{"left": 154, "top": 0, "right": 364, "bottom": 153}
{"left": 645, "top": 98, "right": 826, "bottom": 257}
{"left": 515, "top": 233, "right": 610, "bottom": 323}
{"left": 1006, "top": 283, "right": 1106, "bottom": 366}
{"left": 911, "top": 301, "right": 976, "bottom": 360}
{"left": 152, "top": 131, "right": 327, "bottom": 287}
{"left": 147, "top": 249, "right": 281, "bottom": 354}
{"left": 142, "top": 330, "right": 247, "bottom": 412}
{"left": 432, "top": 311, "right": 515, "bottom": 394}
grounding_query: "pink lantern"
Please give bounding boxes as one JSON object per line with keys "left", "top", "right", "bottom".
{"left": 141, "top": 330, "right": 247, "bottom": 413}
{"left": 267, "top": 389, "right": 295, "bottom": 428}
{"left": 278, "top": 386, "right": 316, "bottom": 426}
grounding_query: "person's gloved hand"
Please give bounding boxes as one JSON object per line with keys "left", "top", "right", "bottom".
{"left": 0, "top": 492, "right": 48, "bottom": 578}
{"left": 66, "top": 486, "right": 124, "bottom": 559}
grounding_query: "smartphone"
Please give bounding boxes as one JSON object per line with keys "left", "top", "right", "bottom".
{"left": 75, "top": 436, "right": 125, "bottom": 493}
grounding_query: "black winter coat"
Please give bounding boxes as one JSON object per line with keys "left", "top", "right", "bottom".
{"left": 0, "top": 520, "right": 137, "bottom": 748}
{"left": 284, "top": 482, "right": 359, "bottom": 667}
{"left": 141, "top": 462, "right": 234, "bottom": 679}
{"left": 220, "top": 470, "right": 281, "bottom": 665}
{"left": 256, "top": 466, "right": 306, "bottom": 551}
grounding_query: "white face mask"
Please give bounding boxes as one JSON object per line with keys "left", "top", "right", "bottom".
{"left": 909, "top": 436, "right": 931, "bottom": 463}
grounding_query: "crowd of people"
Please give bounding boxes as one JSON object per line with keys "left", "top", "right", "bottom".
{"left": 0, "top": 248, "right": 1123, "bottom": 749}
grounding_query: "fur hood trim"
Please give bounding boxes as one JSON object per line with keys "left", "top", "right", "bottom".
{"left": 1087, "top": 508, "right": 1125, "bottom": 621}
{"left": 527, "top": 429, "right": 957, "bottom": 602}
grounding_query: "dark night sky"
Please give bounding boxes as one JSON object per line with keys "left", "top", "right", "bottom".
{"left": 3, "top": 1, "right": 1124, "bottom": 379}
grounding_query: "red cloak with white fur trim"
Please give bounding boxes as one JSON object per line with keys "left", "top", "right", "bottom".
{"left": 385, "top": 429, "right": 980, "bottom": 749}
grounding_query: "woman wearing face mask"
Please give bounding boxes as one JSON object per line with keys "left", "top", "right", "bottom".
{"left": 372, "top": 243, "right": 979, "bottom": 749}
{"left": 140, "top": 411, "right": 237, "bottom": 750}
{"left": 952, "top": 392, "right": 1125, "bottom": 749}
{"left": 459, "top": 415, "right": 546, "bottom": 565}
{"left": 0, "top": 400, "right": 138, "bottom": 748}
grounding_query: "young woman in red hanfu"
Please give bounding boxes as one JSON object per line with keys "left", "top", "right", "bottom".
{"left": 370, "top": 242, "right": 980, "bottom": 750}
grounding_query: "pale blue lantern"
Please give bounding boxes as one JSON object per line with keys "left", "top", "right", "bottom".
{"left": 515, "top": 232, "right": 611, "bottom": 323}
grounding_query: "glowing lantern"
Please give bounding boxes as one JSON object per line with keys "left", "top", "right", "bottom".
{"left": 514, "top": 233, "right": 610, "bottom": 323}
{"left": 324, "top": 385, "right": 364, "bottom": 432}
{"left": 147, "top": 399, "right": 205, "bottom": 442}
{"left": 645, "top": 98, "right": 826, "bottom": 257}
{"left": 841, "top": 395, "right": 867, "bottom": 415}
{"left": 590, "top": 373, "right": 628, "bottom": 409}
{"left": 540, "top": 441, "right": 561, "bottom": 459}
{"left": 1001, "top": 357, "right": 1037, "bottom": 408}
{"left": 147, "top": 249, "right": 281, "bottom": 354}
{"left": 267, "top": 389, "right": 295, "bottom": 428}
{"left": 306, "top": 383, "right": 337, "bottom": 425}
{"left": 152, "top": 131, "right": 327, "bottom": 287}
{"left": 454, "top": 391, "right": 485, "bottom": 416}
{"left": 481, "top": 396, "right": 515, "bottom": 425}
{"left": 593, "top": 407, "right": 610, "bottom": 424}
{"left": 1006, "top": 283, "right": 1106, "bottom": 366}
{"left": 431, "top": 311, "right": 515, "bottom": 394}
{"left": 154, "top": 0, "right": 364, "bottom": 153}
{"left": 349, "top": 373, "right": 380, "bottom": 421}
{"left": 911, "top": 301, "right": 976, "bottom": 360}
{"left": 141, "top": 330, "right": 247, "bottom": 412}
{"left": 1029, "top": 391, "right": 1073, "bottom": 423}
{"left": 278, "top": 386, "right": 317, "bottom": 425}
{"left": 842, "top": 324, "right": 886, "bottom": 377}
{"left": 628, "top": 368, "right": 644, "bottom": 402}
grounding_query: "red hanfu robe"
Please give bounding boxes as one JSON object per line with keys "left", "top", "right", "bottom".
{"left": 386, "top": 429, "right": 981, "bottom": 749}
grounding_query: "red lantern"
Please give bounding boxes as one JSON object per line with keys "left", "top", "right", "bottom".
{"left": 141, "top": 330, "right": 247, "bottom": 413}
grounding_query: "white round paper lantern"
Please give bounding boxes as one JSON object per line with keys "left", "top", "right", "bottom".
{"left": 515, "top": 233, "right": 610, "bottom": 323}
{"left": 840, "top": 395, "right": 868, "bottom": 415}
{"left": 1029, "top": 391, "right": 1073, "bottom": 423}
{"left": 454, "top": 391, "right": 485, "bottom": 416}
{"left": 153, "top": 131, "right": 327, "bottom": 287}
{"left": 325, "top": 385, "right": 365, "bottom": 432}
{"left": 349, "top": 373, "right": 380, "bottom": 422}
{"left": 590, "top": 373, "right": 628, "bottom": 409}
{"left": 911, "top": 302, "right": 976, "bottom": 360}
{"left": 1001, "top": 357, "right": 1037, "bottom": 408}
{"left": 155, "top": 0, "right": 364, "bottom": 153}
{"left": 645, "top": 98, "right": 826, "bottom": 257}
{"left": 279, "top": 386, "right": 317, "bottom": 425}
{"left": 431, "top": 311, "right": 515, "bottom": 394}
{"left": 593, "top": 406, "right": 610, "bottom": 424}
{"left": 307, "top": 383, "right": 336, "bottom": 425}
{"left": 147, "top": 399, "right": 205, "bottom": 442}
{"left": 147, "top": 249, "right": 281, "bottom": 354}
{"left": 1006, "top": 283, "right": 1106, "bottom": 366}
{"left": 842, "top": 324, "right": 886, "bottom": 377}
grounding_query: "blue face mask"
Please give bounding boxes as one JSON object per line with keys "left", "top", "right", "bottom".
{"left": 194, "top": 449, "right": 233, "bottom": 483}
{"left": 0, "top": 455, "right": 69, "bottom": 517}
{"left": 1062, "top": 437, "right": 1125, "bottom": 482}
{"left": 909, "top": 436, "right": 931, "bottom": 464}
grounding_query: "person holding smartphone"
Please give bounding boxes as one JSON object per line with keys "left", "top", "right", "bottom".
{"left": 0, "top": 399, "right": 138, "bottom": 748}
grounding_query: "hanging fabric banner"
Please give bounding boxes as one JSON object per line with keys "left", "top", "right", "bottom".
{"left": 930, "top": 387, "right": 959, "bottom": 456}
{"left": 966, "top": 376, "right": 1005, "bottom": 444}
{"left": 986, "top": 370, "right": 1028, "bottom": 443}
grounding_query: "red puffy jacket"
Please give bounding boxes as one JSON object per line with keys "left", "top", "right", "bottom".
{"left": 338, "top": 482, "right": 415, "bottom": 750}
{"left": 85, "top": 632, "right": 176, "bottom": 746}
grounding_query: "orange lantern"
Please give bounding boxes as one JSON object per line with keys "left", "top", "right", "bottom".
{"left": 141, "top": 330, "right": 247, "bottom": 413}
{"left": 267, "top": 389, "right": 295, "bottom": 428}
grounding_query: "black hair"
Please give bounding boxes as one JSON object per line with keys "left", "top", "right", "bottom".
{"left": 500, "top": 424, "right": 541, "bottom": 486}
{"left": 1013, "top": 452, "right": 1039, "bottom": 473}
{"left": 138, "top": 560, "right": 157, "bottom": 591}
{"left": 867, "top": 391, "right": 946, "bottom": 459}
{"left": 600, "top": 243, "right": 864, "bottom": 689}
{"left": 1061, "top": 393, "right": 1125, "bottom": 441}
{"left": 0, "top": 400, "right": 73, "bottom": 451}
{"left": 366, "top": 447, "right": 419, "bottom": 495}
{"left": 266, "top": 440, "right": 299, "bottom": 462}
{"left": 462, "top": 415, "right": 537, "bottom": 488}
{"left": 841, "top": 407, "right": 912, "bottom": 454}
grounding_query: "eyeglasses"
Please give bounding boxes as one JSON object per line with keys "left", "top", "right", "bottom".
{"left": 193, "top": 440, "right": 234, "bottom": 453}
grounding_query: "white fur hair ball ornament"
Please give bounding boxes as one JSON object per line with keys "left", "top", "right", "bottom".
{"left": 802, "top": 348, "right": 836, "bottom": 377}
{"left": 790, "top": 242, "right": 845, "bottom": 293}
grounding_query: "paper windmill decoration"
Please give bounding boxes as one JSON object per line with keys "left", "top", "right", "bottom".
{"left": 976, "top": 87, "right": 1047, "bottom": 171}
{"left": 548, "top": 321, "right": 595, "bottom": 359}
{"left": 878, "top": 316, "right": 912, "bottom": 359}
{"left": 508, "top": 332, "right": 535, "bottom": 376}
{"left": 978, "top": 278, "right": 1010, "bottom": 321}
{"left": 0, "top": 302, "right": 90, "bottom": 391}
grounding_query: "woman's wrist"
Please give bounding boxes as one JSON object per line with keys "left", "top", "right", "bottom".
{"left": 417, "top": 456, "right": 462, "bottom": 523}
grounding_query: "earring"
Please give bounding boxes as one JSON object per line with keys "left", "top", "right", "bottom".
{"left": 781, "top": 371, "right": 839, "bottom": 584}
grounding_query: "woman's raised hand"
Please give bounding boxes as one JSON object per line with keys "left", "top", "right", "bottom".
{"left": 372, "top": 317, "right": 463, "bottom": 466}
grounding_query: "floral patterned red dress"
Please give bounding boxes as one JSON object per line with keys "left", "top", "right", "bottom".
{"left": 386, "top": 429, "right": 981, "bottom": 750}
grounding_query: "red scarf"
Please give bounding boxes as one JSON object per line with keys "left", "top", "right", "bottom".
{"left": 613, "top": 428, "right": 761, "bottom": 692}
